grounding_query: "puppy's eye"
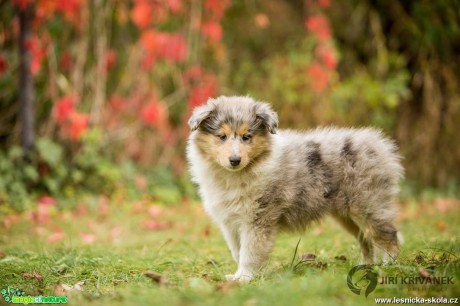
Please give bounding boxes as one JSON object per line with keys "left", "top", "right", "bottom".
{"left": 218, "top": 134, "right": 227, "bottom": 141}
{"left": 242, "top": 134, "right": 252, "bottom": 142}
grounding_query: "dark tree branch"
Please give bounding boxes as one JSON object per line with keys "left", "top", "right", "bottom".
{"left": 18, "top": 4, "right": 35, "bottom": 152}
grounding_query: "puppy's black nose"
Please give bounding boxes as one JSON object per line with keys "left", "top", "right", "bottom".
{"left": 229, "top": 156, "right": 241, "bottom": 166}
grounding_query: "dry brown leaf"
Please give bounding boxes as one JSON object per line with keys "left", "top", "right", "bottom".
{"left": 54, "top": 282, "right": 67, "bottom": 295}
{"left": 418, "top": 267, "right": 432, "bottom": 280}
{"left": 73, "top": 281, "right": 84, "bottom": 291}
{"left": 143, "top": 271, "right": 168, "bottom": 286}
{"left": 300, "top": 253, "right": 316, "bottom": 262}
{"left": 414, "top": 254, "right": 424, "bottom": 264}
{"left": 112, "top": 279, "right": 127, "bottom": 285}
{"left": 316, "top": 262, "right": 328, "bottom": 270}
{"left": 216, "top": 280, "right": 239, "bottom": 293}
{"left": 435, "top": 198, "right": 458, "bottom": 213}
{"left": 435, "top": 221, "right": 447, "bottom": 231}
{"left": 21, "top": 270, "right": 43, "bottom": 282}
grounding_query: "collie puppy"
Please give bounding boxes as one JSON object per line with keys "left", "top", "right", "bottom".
{"left": 186, "top": 96, "right": 403, "bottom": 282}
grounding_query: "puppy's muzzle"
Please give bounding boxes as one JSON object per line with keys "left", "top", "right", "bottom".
{"left": 229, "top": 156, "right": 241, "bottom": 167}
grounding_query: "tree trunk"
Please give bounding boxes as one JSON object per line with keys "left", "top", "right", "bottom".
{"left": 18, "top": 4, "right": 35, "bottom": 152}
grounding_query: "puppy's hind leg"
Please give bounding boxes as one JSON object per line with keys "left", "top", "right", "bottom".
{"left": 333, "top": 215, "right": 374, "bottom": 264}
{"left": 227, "top": 223, "right": 276, "bottom": 282}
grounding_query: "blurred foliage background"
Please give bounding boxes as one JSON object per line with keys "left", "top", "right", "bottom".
{"left": 0, "top": 0, "right": 459, "bottom": 211}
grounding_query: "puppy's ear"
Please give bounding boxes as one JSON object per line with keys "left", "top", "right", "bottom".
{"left": 188, "top": 102, "right": 215, "bottom": 131}
{"left": 255, "top": 102, "right": 278, "bottom": 134}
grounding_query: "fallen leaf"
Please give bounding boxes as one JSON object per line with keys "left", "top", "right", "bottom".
{"left": 141, "top": 220, "right": 169, "bottom": 230}
{"left": 216, "top": 280, "right": 239, "bottom": 293}
{"left": 98, "top": 196, "right": 110, "bottom": 218}
{"left": 316, "top": 262, "right": 328, "bottom": 270}
{"left": 313, "top": 226, "right": 324, "bottom": 236}
{"left": 418, "top": 267, "right": 432, "bottom": 280}
{"left": 300, "top": 253, "right": 316, "bottom": 262}
{"left": 148, "top": 205, "right": 162, "bottom": 217}
{"left": 110, "top": 226, "right": 123, "bottom": 239}
{"left": 414, "top": 254, "right": 424, "bottom": 264}
{"left": 21, "top": 270, "right": 43, "bottom": 282}
{"left": 38, "top": 195, "right": 56, "bottom": 206}
{"left": 48, "top": 230, "right": 64, "bottom": 244}
{"left": 80, "top": 234, "right": 97, "bottom": 244}
{"left": 206, "top": 259, "right": 218, "bottom": 266}
{"left": 143, "top": 271, "right": 167, "bottom": 286}
{"left": 434, "top": 198, "right": 458, "bottom": 213}
{"left": 435, "top": 221, "right": 446, "bottom": 231}
{"left": 54, "top": 282, "right": 67, "bottom": 295}
{"left": 203, "top": 225, "right": 210, "bottom": 238}
{"left": 73, "top": 281, "right": 84, "bottom": 291}
{"left": 56, "top": 280, "right": 85, "bottom": 293}
{"left": 112, "top": 279, "right": 127, "bottom": 285}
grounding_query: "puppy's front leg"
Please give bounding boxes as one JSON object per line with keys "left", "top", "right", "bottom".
{"left": 227, "top": 223, "right": 275, "bottom": 282}
{"left": 219, "top": 222, "right": 240, "bottom": 264}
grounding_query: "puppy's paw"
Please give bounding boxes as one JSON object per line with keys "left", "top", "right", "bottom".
{"left": 226, "top": 271, "right": 254, "bottom": 283}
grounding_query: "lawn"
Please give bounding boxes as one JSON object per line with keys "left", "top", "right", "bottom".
{"left": 0, "top": 196, "right": 459, "bottom": 306}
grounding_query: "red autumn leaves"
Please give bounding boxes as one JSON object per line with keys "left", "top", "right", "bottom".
{"left": 304, "top": 2, "right": 338, "bottom": 94}
{"left": 52, "top": 95, "right": 88, "bottom": 140}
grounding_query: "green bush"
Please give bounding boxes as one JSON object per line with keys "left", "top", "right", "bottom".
{"left": 0, "top": 129, "right": 120, "bottom": 211}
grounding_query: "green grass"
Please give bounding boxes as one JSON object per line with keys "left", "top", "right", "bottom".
{"left": 0, "top": 198, "right": 459, "bottom": 306}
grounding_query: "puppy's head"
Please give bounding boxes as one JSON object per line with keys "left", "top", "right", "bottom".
{"left": 188, "top": 96, "right": 278, "bottom": 171}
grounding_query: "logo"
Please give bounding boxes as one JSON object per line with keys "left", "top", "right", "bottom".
{"left": 1, "top": 287, "right": 67, "bottom": 304}
{"left": 347, "top": 265, "right": 378, "bottom": 297}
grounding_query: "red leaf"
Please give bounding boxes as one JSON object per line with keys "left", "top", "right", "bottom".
{"left": 132, "top": 0, "right": 153, "bottom": 29}
{"left": 315, "top": 45, "right": 337, "bottom": 70}
{"left": 305, "top": 15, "right": 331, "bottom": 42}
{"left": 48, "top": 230, "right": 64, "bottom": 244}
{"left": 0, "top": 55, "right": 7, "bottom": 75}
{"left": 184, "top": 65, "right": 204, "bottom": 81}
{"left": 142, "top": 220, "right": 169, "bottom": 230}
{"left": 307, "top": 62, "right": 330, "bottom": 93}
{"left": 140, "top": 31, "right": 188, "bottom": 63}
{"left": 38, "top": 196, "right": 56, "bottom": 206}
{"left": 53, "top": 95, "right": 76, "bottom": 124}
{"left": 140, "top": 30, "right": 157, "bottom": 53}
{"left": 148, "top": 205, "right": 162, "bottom": 218}
{"left": 167, "top": 0, "right": 182, "bottom": 13}
{"left": 105, "top": 49, "right": 117, "bottom": 71}
{"left": 156, "top": 32, "right": 188, "bottom": 62}
{"left": 205, "top": 0, "right": 231, "bottom": 19}
{"left": 68, "top": 112, "right": 89, "bottom": 140}
{"left": 36, "top": 0, "right": 59, "bottom": 21}
{"left": 141, "top": 100, "right": 168, "bottom": 127}
{"left": 188, "top": 74, "right": 217, "bottom": 108}
{"left": 135, "top": 175, "right": 148, "bottom": 190}
{"left": 80, "top": 233, "right": 97, "bottom": 244}
{"left": 318, "top": 0, "right": 331, "bottom": 8}
{"left": 254, "top": 13, "right": 270, "bottom": 29}
{"left": 201, "top": 21, "right": 223, "bottom": 42}
{"left": 59, "top": 52, "right": 72, "bottom": 71}
{"left": 13, "top": 0, "right": 32, "bottom": 10}
{"left": 109, "top": 95, "right": 126, "bottom": 111}
{"left": 141, "top": 53, "right": 157, "bottom": 70}
{"left": 25, "top": 37, "right": 47, "bottom": 75}
{"left": 56, "top": 0, "right": 84, "bottom": 19}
